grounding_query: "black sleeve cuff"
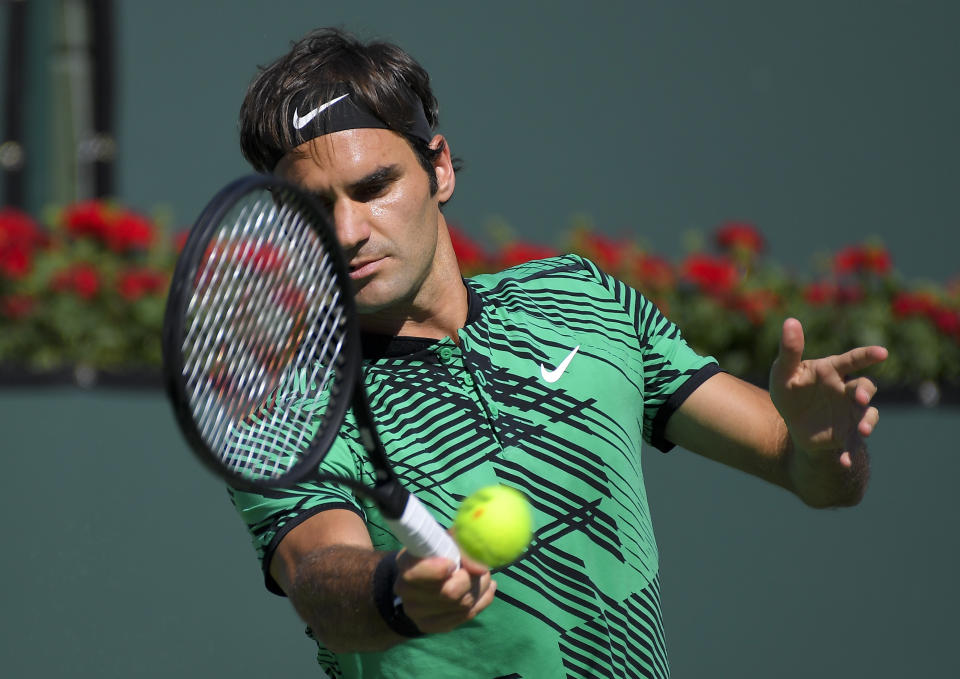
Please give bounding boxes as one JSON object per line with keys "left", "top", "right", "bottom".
{"left": 650, "top": 363, "right": 722, "bottom": 453}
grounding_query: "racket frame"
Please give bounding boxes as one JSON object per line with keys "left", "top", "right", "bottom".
{"left": 163, "top": 174, "right": 460, "bottom": 561}
{"left": 162, "top": 174, "right": 358, "bottom": 493}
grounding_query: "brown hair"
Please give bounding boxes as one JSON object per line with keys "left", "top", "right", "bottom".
{"left": 238, "top": 27, "right": 458, "bottom": 193}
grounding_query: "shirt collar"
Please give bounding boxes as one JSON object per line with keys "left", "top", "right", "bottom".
{"left": 359, "top": 280, "right": 483, "bottom": 360}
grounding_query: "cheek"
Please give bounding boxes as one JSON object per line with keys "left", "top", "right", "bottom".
{"left": 375, "top": 185, "right": 437, "bottom": 239}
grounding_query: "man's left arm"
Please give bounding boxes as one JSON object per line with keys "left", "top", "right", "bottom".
{"left": 664, "top": 317, "right": 888, "bottom": 508}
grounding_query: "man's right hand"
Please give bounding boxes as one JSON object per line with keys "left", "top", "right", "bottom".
{"left": 394, "top": 550, "right": 497, "bottom": 633}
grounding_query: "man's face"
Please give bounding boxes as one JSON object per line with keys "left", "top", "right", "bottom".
{"left": 275, "top": 128, "right": 453, "bottom": 316}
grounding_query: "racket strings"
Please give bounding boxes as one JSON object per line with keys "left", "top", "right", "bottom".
{"left": 180, "top": 187, "right": 349, "bottom": 481}
{"left": 222, "top": 198, "right": 334, "bottom": 470}
{"left": 188, "top": 206, "right": 286, "bottom": 450}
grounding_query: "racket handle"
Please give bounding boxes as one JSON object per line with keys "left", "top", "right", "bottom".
{"left": 385, "top": 493, "right": 461, "bottom": 567}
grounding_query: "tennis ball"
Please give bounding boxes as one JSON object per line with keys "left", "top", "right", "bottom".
{"left": 454, "top": 485, "right": 533, "bottom": 568}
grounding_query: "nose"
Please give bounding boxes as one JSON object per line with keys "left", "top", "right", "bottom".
{"left": 332, "top": 199, "right": 371, "bottom": 252}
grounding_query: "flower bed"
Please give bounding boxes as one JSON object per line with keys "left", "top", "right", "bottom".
{"left": 452, "top": 220, "right": 960, "bottom": 400}
{"left": 2, "top": 203, "right": 958, "bottom": 401}
{"left": 0, "top": 202, "right": 179, "bottom": 372}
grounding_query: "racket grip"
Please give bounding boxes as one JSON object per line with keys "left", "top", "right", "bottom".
{"left": 385, "top": 494, "right": 461, "bottom": 567}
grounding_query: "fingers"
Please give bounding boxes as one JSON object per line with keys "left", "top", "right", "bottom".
{"left": 771, "top": 317, "right": 805, "bottom": 383}
{"left": 407, "top": 568, "right": 496, "bottom": 632}
{"left": 396, "top": 554, "right": 456, "bottom": 580}
{"left": 844, "top": 376, "right": 878, "bottom": 406}
{"left": 829, "top": 345, "right": 889, "bottom": 377}
{"left": 458, "top": 551, "right": 493, "bottom": 576}
{"left": 859, "top": 406, "right": 879, "bottom": 437}
{"left": 394, "top": 555, "right": 496, "bottom": 633}
{"left": 842, "top": 377, "right": 880, "bottom": 437}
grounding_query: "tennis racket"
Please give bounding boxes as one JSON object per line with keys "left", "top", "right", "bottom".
{"left": 162, "top": 174, "right": 460, "bottom": 564}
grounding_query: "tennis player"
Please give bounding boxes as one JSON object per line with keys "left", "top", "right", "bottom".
{"left": 229, "top": 27, "right": 886, "bottom": 678}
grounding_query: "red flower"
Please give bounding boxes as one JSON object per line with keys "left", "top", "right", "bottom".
{"left": 0, "top": 247, "right": 31, "bottom": 279}
{"left": 803, "top": 281, "right": 836, "bottom": 306}
{"left": 63, "top": 201, "right": 113, "bottom": 241}
{"left": 579, "top": 231, "right": 627, "bottom": 272}
{"left": 834, "top": 284, "right": 864, "bottom": 305}
{"left": 52, "top": 263, "right": 101, "bottom": 300}
{"left": 891, "top": 291, "right": 938, "bottom": 318}
{"left": 240, "top": 242, "right": 285, "bottom": 274}
{"left": 448, "top": 225, "right": 488, "bottom": 271}
{"left": 0, "top": 208, "right": 43, "bottom": 247}
{"left": 633, "top": 254, "right": 674, "bottom": 291}
{"left": 931, "top": 308, "right": 960, "bottom": 337}
{"left": 833, "top": 245, "right": 891, "bottom": 276}
{"left": 0, "top": 208, "right": 44, "bottom": 279}
{"left": 866, "top": 248, "right": 891, "bottom": 275}
{"left": 715, "top": 221, "right": 764, "bottom": 254}
{"left": 271, "top": 285, "right": 307, "bottom": 312}
{"left": 733, "top": 289, "right": 780, "bottom": 324}
{"left": 106, "top": 210, "right": 154, "bottom": 253}
{"left": 0, "top": 293, "right": 36, "bottom": 319}
{"left": 72, "top": 265, "right": 100, "bottom": 299}
{"left": 497, "top": 242, "right": 560, "bottom": 269}
{"left": 833, "top": 246, "right": 863, "bottom": 274}
{"left": 116, "top": 268, "right": 168, "bottom": 301}
{"left": 681, "top": 254, "right": 739, "bottom": 296}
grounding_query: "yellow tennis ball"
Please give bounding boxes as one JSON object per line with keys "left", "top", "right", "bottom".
{"left": 454, "top": 485, "right": 533, "bottom": 568}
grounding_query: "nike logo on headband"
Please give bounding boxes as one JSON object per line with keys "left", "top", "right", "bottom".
{"left": 292, "top": 93, "right": 351, "bottom": 130}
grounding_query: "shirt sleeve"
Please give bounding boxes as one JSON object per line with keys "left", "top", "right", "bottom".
{"left": 577, "top": 256, "right": 719, "bottom": 453}
{"left": 227, "top": 434, "right": 365, "bottom": 596}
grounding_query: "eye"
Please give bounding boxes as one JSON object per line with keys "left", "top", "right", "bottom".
{"left": 352, "top": 180, "right": 390, "bottom": 203}
{"left": 307, "top": 191, "right": 335, "bottom": 212}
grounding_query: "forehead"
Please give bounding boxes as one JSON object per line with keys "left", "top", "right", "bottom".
{"left": 275, "top": 128, "right": 415, "bottom": 188}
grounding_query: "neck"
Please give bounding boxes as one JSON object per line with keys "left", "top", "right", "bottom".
{"left": 358, "top": 215, "right": 468, "bottom": 343}
{"left": 358, "top": 280, "right": 468, "bottom": 342}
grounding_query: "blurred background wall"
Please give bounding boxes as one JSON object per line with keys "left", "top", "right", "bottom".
{"left": 9, "top": 0, "right": 960, "bottom": 278}
{"left": 2, "top": 1, "right": 958, "bottom": 677}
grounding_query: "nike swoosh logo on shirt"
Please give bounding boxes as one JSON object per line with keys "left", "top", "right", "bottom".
{"left": 540, "top": 345, "right": 580, "bottom": 383}
{"left": 292, "top": 93, "right": 351, "bottom": 129}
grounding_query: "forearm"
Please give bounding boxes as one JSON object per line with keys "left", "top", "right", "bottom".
{"left": 702, "top": 378, "right": 871, "bottom": 507}
{"left": 666, "top": 374, "right": 794, "bottom": 490}
{"left": 288, "top": 545, "right": 405, "bottom": 653}
{"left": 273, "top": 510, "right": 494, "bottom": 654}
{"left": 667, "top": 373, "right": 869, "bottom": 507}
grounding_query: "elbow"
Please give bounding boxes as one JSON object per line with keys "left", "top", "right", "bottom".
{"left": 287, "top": 549, "right": 398, "bottom": 654}
{"left": 289, "top": 588, "right": 353, "bottom": 654}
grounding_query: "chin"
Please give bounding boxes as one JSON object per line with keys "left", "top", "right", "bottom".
{"left": 353, "top": 287, "right": 406, "bottom": 316}
{"left": 351, "top": 272, "right": 421, "bottom": 316}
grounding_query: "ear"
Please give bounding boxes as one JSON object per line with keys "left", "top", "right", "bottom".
{"left": 430, "top": 134, "right": 456, "bottom": 203}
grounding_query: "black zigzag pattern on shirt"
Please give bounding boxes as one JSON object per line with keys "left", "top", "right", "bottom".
{"left": 335, "top": 259, "right": 687, "bottom": 677}
{"left": 557, "top": 577, "right": 669, "bottom": 679}
{"left": 233, "top": 255, "right": 706, "bottom": 677}
{"left": 356, "top": 340, "right": 659, "bottom": 580}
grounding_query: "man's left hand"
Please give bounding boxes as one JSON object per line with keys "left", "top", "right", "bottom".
{"left": 769, "top": 317, "right": 888, "bottom": 505}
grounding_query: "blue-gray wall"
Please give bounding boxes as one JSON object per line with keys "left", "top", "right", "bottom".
{"left": 3, "top": 2, "right": 959, "bottom": 676}
{"left": 109, "top": 0, "right": 960, "bottom": 281}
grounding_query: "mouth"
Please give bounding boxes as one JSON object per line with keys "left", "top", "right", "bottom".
{"left": 347, "top": 257, "right": 385, "bottom": 280}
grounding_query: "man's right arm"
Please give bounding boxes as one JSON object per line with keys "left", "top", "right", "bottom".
{"left": 270, "top": 508, "right": 496, "bottom": 653}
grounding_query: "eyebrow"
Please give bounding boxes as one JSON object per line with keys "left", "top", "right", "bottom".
{"left": 346, "top": 164, "right": 402, "bottom": 192}
{"left": 304, "top": 164, "right": 403, "bottom": 206}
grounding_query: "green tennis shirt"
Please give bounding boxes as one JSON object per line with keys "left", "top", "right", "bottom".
{"left": 229, "top": 255, "right": 718, "bottom": 679}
